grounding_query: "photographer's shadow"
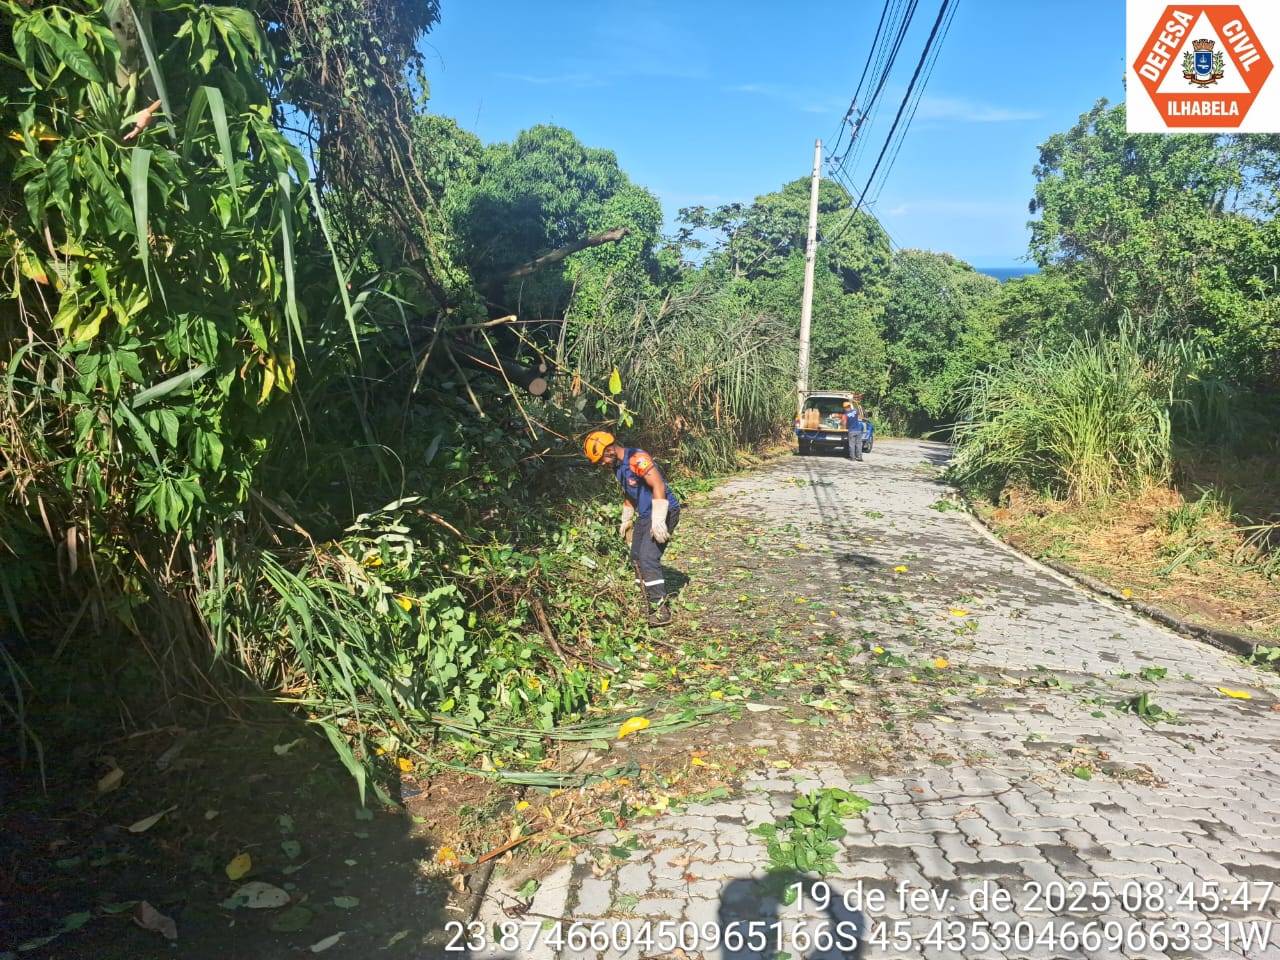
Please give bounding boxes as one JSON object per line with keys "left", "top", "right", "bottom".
{"left": 718, "top": 874, "right": 865, "bottom": 960}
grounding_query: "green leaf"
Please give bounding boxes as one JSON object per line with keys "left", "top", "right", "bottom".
{"left": 155, "top": 409, "right": 179, "bottom": 447}
{"left": 28, "top": 15, "right": 102, "bottom": 83}
{"left": 126, "top": 3, "right": 172, "bottom": 126}
{"left": 117, "top": 404, "right": 161, "bottom": 468}
{"left": 319, "top": 723, "right": 366, "bottom": 806}
{"left": 608, "top": 367, "right": 622, "bottom": 395}
{"left": 132, "top": 365, "right": 212, "bottom": 409}
{"left": 276, "top": 172, "right": 303, "bottom": 354}
{"left": 202, "top": 86, "right": 239, "bottom": 193}
{"left": 269, "top": 905, "right": 313, "bottom": 933}
{"left": 129, "top": 147, "right": 152, "bottom": 280}
{"left": 306, "top": 182, "right": 359, "bottom": 355}
{"left": 1072, "top": 766, "right": 1093, "bottom": 780}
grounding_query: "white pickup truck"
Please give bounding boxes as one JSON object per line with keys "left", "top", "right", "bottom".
{"left": 794, "top": 391, "right": 875, "bottom": 456}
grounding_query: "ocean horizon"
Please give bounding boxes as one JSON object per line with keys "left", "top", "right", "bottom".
{"left": 978, "top": 265, "right": 1040, "bottom": 283}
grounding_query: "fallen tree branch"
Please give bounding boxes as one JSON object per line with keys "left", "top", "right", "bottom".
{"left": 450, "top": 340, "right": 548, "bottom": 397}
{"left": 499, "top": 227, "right": 630, "bottom": 283}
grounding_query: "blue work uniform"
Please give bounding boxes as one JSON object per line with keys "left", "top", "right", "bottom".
{"left": 615, "top": 448, "right": 681, "bottom": 516}
{"left": 615, "top": 448, "right": 681, "bottom": 602}
{"left": 845, "top": 409, "right": 864, "bottom": 461}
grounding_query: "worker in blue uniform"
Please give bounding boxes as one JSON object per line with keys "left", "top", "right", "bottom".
{"left": 843, "top": 401, "right": 864, "bottom": 462}
{"left": 583, "top": 430, "right": 681, "bottom": 626}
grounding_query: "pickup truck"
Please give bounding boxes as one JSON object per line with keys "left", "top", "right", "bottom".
{"left": 794, "top": 391, "right": 875, "bottom": 456}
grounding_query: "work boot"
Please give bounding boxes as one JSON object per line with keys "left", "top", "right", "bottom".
{"left": 647, "top": 598, "right": 672, "bottom": 627}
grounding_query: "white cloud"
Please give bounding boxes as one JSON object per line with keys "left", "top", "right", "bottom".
{"left": 915, "top": 96, "right": 1042, "bottom": 123}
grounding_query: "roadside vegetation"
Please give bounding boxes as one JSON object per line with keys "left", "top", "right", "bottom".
{"left": 949, "top": 103, "right": 1280, "bottom": 643}
{"left": 0, "top": 0, "right": 1007, "bottom": 799}
{"left": 1, "top": 0, "right": 1278, "bottom": 952}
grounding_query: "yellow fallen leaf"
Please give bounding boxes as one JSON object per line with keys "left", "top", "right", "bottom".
{"left": 794, "top": 597, "right": 808, "bottom": 604}
{"left": 708, "top": 690, "right": 724, "bottom": 700}
{"left": 1217, "top": 688, "right": 1252, "bottom": 700}
{"left": 934, "top": 657, "right": 950, "bottom": 669}
{"left": 225, "top": 852, "right": 252, "bottom": 881}
{"left": 690, "top": 756, "right": 707, "bottom": 767}
{"left": 599, "top": 677, "right": 609, "bottom": 694}
{"left": 1121, "top": 588, "right": 1133, "bottom": 599}
{"left": 128, "top": 805, "right": 176, "bottom": 834}
{"left": 738, "top": 595, "right": 749, "bottom": 602}
{"left": 434, "top": 846, "right": 460, "bottom": 868}
{"left": 617, "top": 716, "right": 650, "bottom": 739}
{"left": 893, "top": 565, "right": 909, "bottom": 574}
{"left": 515, "top": 801, "right": 530, "bottom": 811}
{"left": 362, "top": 553, "right": 384, "bottom": 568}
{"left": 394, "top": 595, "right": 414, "bottom": 612}
{"left": 97, "top": 766, "right": 124, "bottom": 794}
{"left": 948, "top": 608, "right": 969, "bottom": 617}
{"left": 935, "top": 716, "right": 956, "bottom": 724}
{"left": 771, "top": 759, "right": 790, "bottom": 769}
{"left": 396, "top": 757, "right": 414, "bottom": 773}
{"left": 873, "top": 646, "right": 885, "bottom": 655}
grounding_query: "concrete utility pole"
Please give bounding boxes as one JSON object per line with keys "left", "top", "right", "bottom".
{"left": 797, "top": 138, "right": 821, "bottom": 416}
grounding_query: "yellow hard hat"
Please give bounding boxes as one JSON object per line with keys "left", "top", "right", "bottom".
{"left": 583, "top": 430, "right": 615, "bottom": 464}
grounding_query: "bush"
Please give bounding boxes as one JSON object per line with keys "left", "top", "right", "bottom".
{"left": 568, "top": 285, "right": 795, "bottom": 474}
{"left": 948, "top": 325, "right": 1229, "bottom": 502}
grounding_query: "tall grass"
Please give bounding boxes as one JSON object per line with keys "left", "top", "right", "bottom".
{"left": 570, "top": 286, "right": 796, "bottom": 473}
{"left": 950, "top": 324, "right": 1235, "bottom": 502}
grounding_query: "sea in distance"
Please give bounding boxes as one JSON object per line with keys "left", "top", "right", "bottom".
{"left": 978, "top": 265, "right": 1039, "bottom": 283}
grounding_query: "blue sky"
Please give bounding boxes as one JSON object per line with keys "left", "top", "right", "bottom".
{"left": 420, "top": 1, "right": 1126, "bottom": 268}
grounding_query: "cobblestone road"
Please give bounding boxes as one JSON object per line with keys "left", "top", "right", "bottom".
{"left": 476, "top": 440, "right": 1280, "bottom": 960}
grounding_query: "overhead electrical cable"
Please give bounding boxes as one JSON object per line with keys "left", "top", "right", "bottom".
{"left": 826, "top": 0, "right": 958, "bottom": 246}
{"left": 830, "top": 0, "right": 914, "bottom": 171}
{"left": 829, "top": 0, "right": 920, "bottom": 174}
{"left": 829, "top": 0, "right": 910, "bottom": 168}
{"left": 869, "top": 0, "right": 958, "bottom": 208}
{"left": 828, "top": 0, "right": 895, "bottom": 159}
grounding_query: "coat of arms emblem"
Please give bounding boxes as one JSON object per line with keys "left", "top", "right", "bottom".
{"left": 1183, "top": 38, "right": 1226, "bottom": 85}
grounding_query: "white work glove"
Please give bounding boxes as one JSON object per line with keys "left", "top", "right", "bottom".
{"left": 619, "top": 502, "right": 635, "bottom": 542}
{"left": 650, "top": 499, "right": 671, "bottom": 544}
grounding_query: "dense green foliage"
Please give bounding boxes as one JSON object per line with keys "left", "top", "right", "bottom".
{"left": 0, "top": 0, "right": 847, "bottom": 792}
{"left": 954, "top": 100, "right": 1279, "bottom": 508}
{"left": 5, "top": 0, "right": 1272, "bottom": 798}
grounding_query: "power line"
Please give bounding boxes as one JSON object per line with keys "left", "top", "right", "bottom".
{"left": 828, "top": 0, "right": 958, "bottom": 246}
{"left": 869, "top": 0, "right": 958, "bottom": 209}
{"left": 828, "top": 0, "right": 894, "bottom": 159}
{"left": 826, "top": 165, "right": 900, "bottom": 253}
{"left": 829, "top": 0, "right": 921, "bottom": 176}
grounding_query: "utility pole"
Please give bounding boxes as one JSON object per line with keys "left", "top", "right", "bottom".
{"left": 797, "top": 138, "right": 821, "bottom": 416}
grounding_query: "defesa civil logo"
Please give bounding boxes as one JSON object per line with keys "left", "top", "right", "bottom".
{"left": 1127, "top": 2, "right": 1278, "bottom": 132}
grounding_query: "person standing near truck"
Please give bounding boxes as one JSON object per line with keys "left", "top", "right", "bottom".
{"left": 582, "top": 431, "right": 681, "bottom": 626}
{"left": 843, "top": 401, "right": 864, "bottom": 462}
